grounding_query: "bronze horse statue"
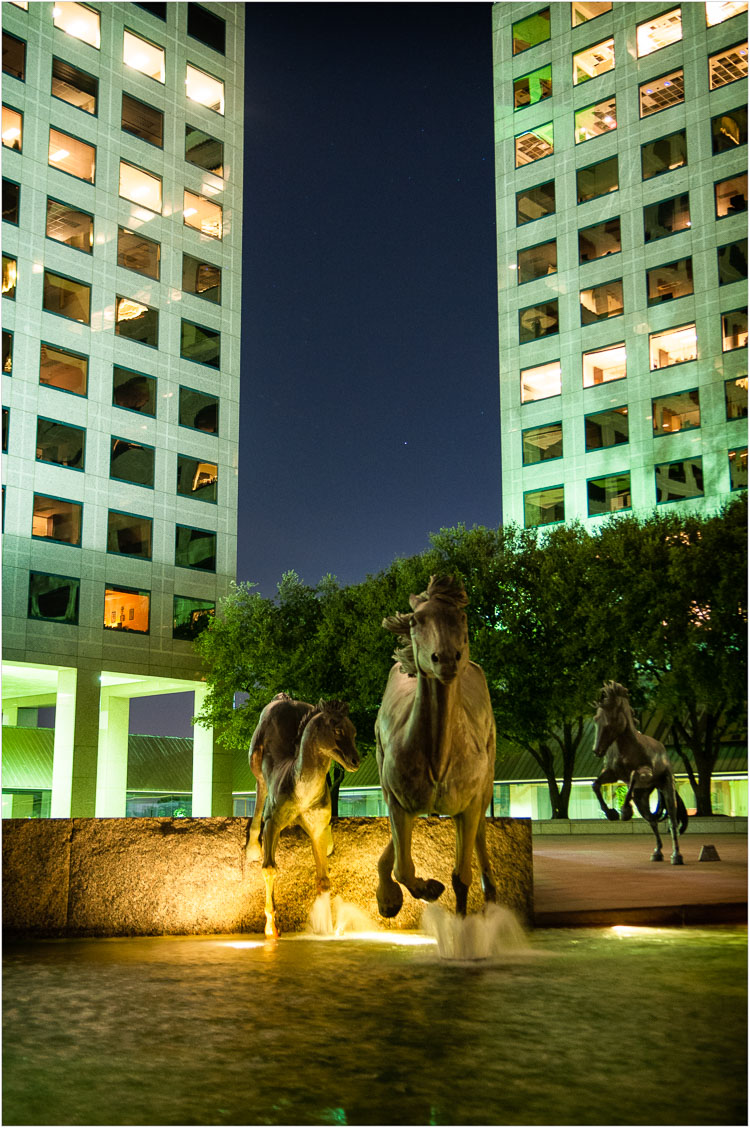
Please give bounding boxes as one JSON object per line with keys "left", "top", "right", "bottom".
{"left": 592, "top": 681, "right": 688, "bottom": 864}
{"left": 375, "top": 575, "right": 498, "bottom": 918}
{"left": 246, "top": 694, "right": 360, "bottom": 937}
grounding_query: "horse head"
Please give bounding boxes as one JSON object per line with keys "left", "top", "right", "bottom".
{"left": 302, "top": 700, "right": 360, "bottom": 772}
{"left": 383, "top": 575, "right": 470, "bottom": 685}
{"left": 593, "top": 680, "right": 631, "bottom": 756}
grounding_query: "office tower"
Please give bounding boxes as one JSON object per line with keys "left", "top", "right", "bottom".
{"left": 1, "top": 1, "right": 243, "bottom": 816}
{"left": 493, "top": 1, "right": 747, "bottom": 529}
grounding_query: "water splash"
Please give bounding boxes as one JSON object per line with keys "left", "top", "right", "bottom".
{"left": 421, "top": 902, "right": 528, "bottom": 962}
{"left": 308, "top": 891, "right": 334, "bottom": 935}
{"left": 307, "top": 893, "right": 378, "bottom": 936}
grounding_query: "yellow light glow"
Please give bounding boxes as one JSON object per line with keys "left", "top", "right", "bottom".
{"left": 50, "top": 148, "right": 70, "bottom": 162}
{"left": 2, "top": 128, "right": 21, "bottom": 143}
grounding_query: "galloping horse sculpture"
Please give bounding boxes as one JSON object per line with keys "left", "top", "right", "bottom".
{"left": 375, "top": 575, "right": 498, "bottom": 918}
{"left": 246, "top": 694, "right": 360, "bottom": 937}
{"left": 592, "top": 681, "right": 687, "bottom": 864}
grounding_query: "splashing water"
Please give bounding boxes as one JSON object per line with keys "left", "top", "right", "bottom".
{"left": 422, "top": 902, "right": 529, "bottom": 961}
{"left": 307, "top": 893, "right": 378, "bottom": 936}
{"left": 308, "top": 891, "right": 334, "bottom": 935}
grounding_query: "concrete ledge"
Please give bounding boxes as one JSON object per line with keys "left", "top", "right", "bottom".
{"left": 534, "top": 902, "right": 748, "bottom": 928}
{"left": 532, "top": 817, "right": 748, "bottom": 835}
{"left": 2, "top": 816, "right": 533, "bottom": 937}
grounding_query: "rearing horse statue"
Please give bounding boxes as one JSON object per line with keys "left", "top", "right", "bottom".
{"left": 375, "top": 575, "right": 498, "bottom": 918}
{"left": 592, "top": 681, "right": 687, "bottom": 865}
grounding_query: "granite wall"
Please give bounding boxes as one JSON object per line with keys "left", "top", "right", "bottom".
{"left": 2, "top": 816, "right": 533, "bottom": 937}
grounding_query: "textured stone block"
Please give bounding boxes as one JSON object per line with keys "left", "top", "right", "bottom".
{"left": 2, "top": 818, "right": 72, "bottom": 936}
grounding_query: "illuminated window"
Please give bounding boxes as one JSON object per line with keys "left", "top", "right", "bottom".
{"left": 514, "top": 64, "right": 552, "bottom": 109}
{"left": 179, "top": 386, "right": 218, "bottom": 432}
{"left": 725, "top": 374, "right": 748, "bottom": 416}
{"left": 516, "top": 180, "right": 555, "bottom": 224}
{"left": 3, "top": 179, "right": 19, "bottom": 225}
{"left": 183, "top": 254, "right": 221, "bottom": 303}
{"left": 9, "top": 2, "right": 29, "bottom": 9}
{"left": 183, "top": 189, "right": 222, "bottom": 239}
{"left": 40, "top": 342, "right": 88, "bottom": 396}
{"left": 185, "top": 125, "right": 223, "bottom": 176}
{"left": 187, "top": 3, "right": 225, "bottom": 54}
{"left": 123, "top": 29, "right": 165, "bottom": 82}
{"left": 718, "top": 238, "right": 748, "bottom": 284}
{"left": 522, "top": 422, "right": 562, "bottom": 465}
{"left": 119, "top": 160, "right": 162, "bottom": 212}
{"left": 655, "top": 457, "right": 703, "bottom": 503}
{"left": 3, "top": 330, "right": 13, "bottom": 375}
{"left": 122, "top": 93, "right": 163, "bottom": 147}
{"left": 519, "top": 300, "right": 559, "bottom": 344}
{"left": 643, "top": 193, "right": 691, "bottom": 241}
{"left": 649, "top": 323, "right": 697, "bottom": 369}
{"left": 706, "top": 2, "right": 748, "bottom": 26}
{"left": 32, "top": 494, "right": 82, "bottom": 545}
{"left": 641, "top": 129, "right": 687, "bottom": 179}
{"left": 43, "top": 270, "right": 90, "bottom": 324}
{"left": 580, "top": 279, "right": 623, "bottom": 324}
{"left": 186, "top": 63, "right": 224, "bottom": 114}
{"left": 709, "top": 42, "right": 748, "bottom": 89}
{"left": 646, "top": 256, "right": 694, "bottom": 305}
{"left": 573, "top": 38, "right": 614, "bottom": 84}
{"left": 582, "top": 342, "right": 626, "bottom": 387}
{"left": 109, "top": 437, "right": 155, "bottom": 487}
{"left": 587, "top": 473, "right": 631, "bottom": 515}
{"left": 177, "top": 455, "right": 218, "bottom": 502}
{"left": 578, "top": 217, "right": 620, "bottom": 263}
{"left": 107, "top": 510, "right": 152, "bottom": 559}
{"left": 729, "top": 447, "right": 748, "bottom": 490}
{"left": 173, "top": 595, "right": 214, "bottom": 641}
{"left": 637, "top": 8, "right": 682, "bottom": 57}
{"left": 512, "top": 8, "right": 551, "bottom": 54}
{"left": 584, "top": 406, "right": 628, "bottom": 450}
{"left": 515, "top": 123, "right": 553, "bottom": 166}
{"left": 517, "top": 239, "right": 557, "bottom": 283}
{"left": 104, "top": 585, "right": 150, "bottom": 633}
{"left": 113, "top": 366, "right": 156, "bottom": 415}
{"left": 715, "top": 172, "right": 748, "bottom": 218}
{"left": 2, "top": 104, "right": 22, "bottom": 150}
{"left": 115, "top": 296, "right": 158, "bottom": 347}
{"left": 639, "top": 69, "right": 684, "bottom": 117}
{"left": 117, "top": 227, "right": 160, "bottom": 280}
{"left": 574, "top": 95, "right": 616, "bottom": 143}
{"left": 572, "top": 2, "right": 612, "bottom": 26}
{"left": 36, "top": 417, "right": 85, "bottom": 470}
{"left": 53, "top": 3, "right": 101, "bottom": 49}
{"left": 181, "top": 319, "right": 220, "bottom": 368}
{"left": 520, "top": 360, "right": 561, "bottom": 402}
{"left": 48, "top": 127, "right": 95, "bottom": 182}
{"left": 576, "top": 154, "right": 618, "bottom": 203}
{"left": 722, "top": 307, "right": 748, "bottom": 351}
{"left": 28, "top": 572, "right": 79, "bottom": 624}
{"left": 2, "top": 254, "right": 17, "bottom": 300}
{"left": 175, "top": 525, "right": 216, "bottom": 571}
{"left": 3, "top": 32, "right": 26, "bottom": 79}
{"left": 51, "top": 57, "right": 97, "bottom": 113}
{"left": 524, "top": 485, "right": 564, "bottom": 527}
{"left": 652, "top": 388, "right": 700, "bottom": 435}
{"left": 711, "top": 106, "right": 747, "bottom": 153}
{"left": 46, "top": 198, "right": 94, "bottom": 253}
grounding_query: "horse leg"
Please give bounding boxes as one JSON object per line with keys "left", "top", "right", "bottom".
{"left": 620, "top": 770, "right": 638, "bottom": 822}
{"left": 474, "top": 815, "right": 498, "bottom": 905}
{"left": 297, "top": 810, "right": 332, "bottom": 894}
{"left": 592, "top": 769, "right": 620, "bottom": 820}
{"left": 452, "top": 804, "right": 483, "bottom": 916}
{"left": 390, "top": 799, "right": 445, "bottom": 905}
{"left": 246, "top": 771, "right": 267, "bottom": 863}
{"left": 660, "top": 777, "right": 684, "bottom": 866}
{"left": 376, "top": 834, "right": 403, "bottom": 919}
{"left": 632, "top": 791, "right": 664, "bottom": 861}
{"left": 261, "top": 816, "right": 282, "bottom": 938}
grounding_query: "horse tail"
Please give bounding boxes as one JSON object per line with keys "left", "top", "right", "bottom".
{"left": 676, "top": 792, "right": 688, "bottom": 835}
{"left": 654, "top": 790, "right": 689, "bottom": 835}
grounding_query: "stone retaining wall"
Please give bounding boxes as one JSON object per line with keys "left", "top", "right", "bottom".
{"left": 2, "top": 816, "right": 533, "bottom": 937}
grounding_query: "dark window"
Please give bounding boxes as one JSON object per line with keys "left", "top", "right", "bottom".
{"left": 517, "top": 240, "right": 557, "bottom": 283}
{"left": 729, "top": 447, "right": 748, "bottom": 490}
{"left": 521, "top": 422, "right": 562, "bottom": 464}
{"left": 3, "top": 178, "right": 19, "bottom": 224}
{"left": 182, "top": 254, "right": 221, "bottom": 303}
{"left": 43, "top": 270, "right": 91, "bottom": 324}
{"left": 187, "top": 3, "right": 226, "bottom": 54}
{"left": 36, "top": 417, "right": 85, "bottom": 470}
{"left": 181, "top": 319, "right": 220, "bottom": 368}
{"left": 587, "top": 473, "right": 631, "bottom": 515}
{"left": 711, "top": 106, "right": 747, "bottom": 154}
{"left": 121, "top": 92, "right": 164, "bottom": 147}
{"left": 2, "top": 406, "right": 8, "bottom": 452}
{"left": 2, "top": 32, "right": 25, "bottom": 80}
{"left": 585, "top": 406, "right": 628, "bottom": 450}
{"left": 46, "top": 198, "right": 94, "bottom": 253}
{"left": 646, "top": 256, "right": 694, "bottom": 304}
{"left": 51, "top": 57, "right": 97, "bottom": 114}
{"left": 715, "top": 172, "right": 748, "bottom": 217}
{"left": 641, "top": 129, "right": 687, "bottom": 179}
{"left": 48, "top": 127, "right": 96, "bottom": 182}
{"left": 514, "top": 64, "right": 552, "bottom": 109}
{"left": 106, "top": 510, "right": 152, "bottom": 559}
{"left": 185, "top": 124, "right": 224, "bottom": 176}
{"left": 173, "top": 594, "right": 214, "bottom": 641}
{"left": 512, "top": 8, "right": 551, "bottom": 54}
{"left": 709, "top": 41, "right": 748, "bottom": 90}
{"left": 643, "top": 193, "right": 690, "bottom": 241}
{"left": 133, "top": 2, "right": 167, "bottom": 18}
{"left": 725, "top": 376, "right": 748, "bottom": 419}
{"left": 580, "top": 279, "right": 623, "bottom": 324}
{"left": 104, "top": 585, "right": 150, "bottom": 633}
{"left": 2, "top": 104, "right": 22, "bottom": 150}
{"left": 516, "top": 180, "right": 555, "bottom": 224}
{"left": 113, "top": 366, "right": 156, "bottom": 415}
{"left": 115, "top": 296, "right": 158, "bottom": 347}
{"left": 519, "top": 300, "right": 559, "bottom": 344}
{"left": 722, "top": 307, "right": 748, "bottom": 351}
{"left": 176, "top": 525, "right": 217, "bottom": 571}
{"left": 3, "top": 254, "right": 17, "bottom": 300}
{"left": 28, "top": 572, "right": 80, "bottom": 624}
{"left": 109, "top": 437, "right": 155, "bottom": 487}
{"left": 655, "top": 457, "right": 704, "bottom": 502}
{"left": 3, "top": 329, "right": 13, "bottom": 374}
{"left": 576, "top": 154, "right": 618, "bottom": 203}
{"left": 718, "top": 238, "right": 748, "bottom": 284}
{"left": 639, "top": 68, "right": 685, "bottom": 117}
{"left": 32, "top": 494, "right": 82, "bottom": 545}
{"left": 177, "top": 455, "right": 218, "bottom": 502}
{"left": 652, "top": 388, "right": 700, "bottom": 435}
{"left": 179, "top": 386, "right": 218, "bottom": 433}
{"left": 524, "top": 485, "right": 564, "bottom": 527}
{"left": 117, "top": 227, "right": 160, "bottom": 280}
{"left": 40, "top": 342, "right": 88, "bottom": 396}
{"left": 578, "top": 216, "right": 621, "bottom": 262}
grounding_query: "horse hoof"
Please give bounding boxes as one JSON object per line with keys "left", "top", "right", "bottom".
{"left": 264, "top": 915, "right": 279, "bottom": 940}
{"left": 620, "top": 805, "right": 633, "bottom": 822}
{"left": 420, "top": 879, "right": 445, "bottom": 903}
{"left": 651, "top": 851, "right": 664, "bottom": 862}
{"left": 377, "top": 884, "right": 403, "bottom": 919}
{"left": 246, "top": 842, "right": 261, "bottom": 863}
{"left": 671, "top": 854, "right": 684, "bottom": 866}
{"left": 605, "top": 809, "right": 619, "bottom": 822}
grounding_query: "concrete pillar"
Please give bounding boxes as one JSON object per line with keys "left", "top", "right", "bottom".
{"left": 51, "top": 668, "right": 77, "bottom": 817}
{"left": 95, "top": 693, "right": 130, "bottom": 817}
{"left": 211, "top": 724, "right": 234, "bottom": 817}
{"left": 3, "top": 704, "right": 19, "bottom": 726}
{"left": 191, "top": 686, "right": 233, "bottom": 816}
{"left": 51, "top": 667, "right": 101, "bottom": 817}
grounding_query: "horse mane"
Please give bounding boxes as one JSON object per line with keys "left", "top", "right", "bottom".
{"left": 382, "top": 576, "right": 468, "bottom": 677}
{"left": 599, "top": 680, "right": 638, "bottom": 733}
{"left": 295, "top": 699, "right": 350, "bottom": 744}
{"left": 413, "top": 574, "right": 469, "bottom": 610}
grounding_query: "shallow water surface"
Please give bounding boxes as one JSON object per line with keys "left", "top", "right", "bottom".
{"left": 3, "top": 925, "right": 746, "bottom": 1126}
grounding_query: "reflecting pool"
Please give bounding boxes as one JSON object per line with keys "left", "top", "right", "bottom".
{"left": 3, "top": 925, "right": 746, "bottom": 1126}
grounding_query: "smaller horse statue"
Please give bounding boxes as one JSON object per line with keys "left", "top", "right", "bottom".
{"left": 592, "top": 681, "right": 688, "bottom": 865}
{"left": 246, "top": 694, "right": 360, "bottom": 937}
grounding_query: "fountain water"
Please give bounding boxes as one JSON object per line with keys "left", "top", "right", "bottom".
{"left": 422, "top": 901, "right": 528, "bottom": 961}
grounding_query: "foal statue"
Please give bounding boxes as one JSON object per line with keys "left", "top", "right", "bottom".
{"left": 592, "top": 681, "right": 687, "bottom": 864}
{"left": 246, "top": 694, "right": 360, "bottom": 937}
{"left": 375, "top": 575, "right": 498, "bottom": 918}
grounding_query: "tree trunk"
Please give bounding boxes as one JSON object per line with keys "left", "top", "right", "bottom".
{"left": 672, "top": 710, "right": 724, "bottom": 817}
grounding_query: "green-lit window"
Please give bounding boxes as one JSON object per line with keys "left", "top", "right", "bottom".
{"left": 709, "top": 42, "right": 749, "bottom": 89}
{"left": 32, "top": 494, "right": 82, "bottom": 545}
{"left": 117, "top": 227, "right": 160, "bottom": 280}
{"left": 514, "top": 64, "right": 552, "bottom": 110}
{"left": 646, "top": 256, "right": 694, "bottom": 305}
{"left": 182, "top": 254, "right": 221, "bottom": 303}
{"left": 2, "top": 104, "right": 22, "bottom": 150}
{"left": 36, "top": 417, "right": 85, "bottom": 470}
{"left": 175, "top": 524, "right": 216, "bottom": 571}
{"left": 28, "top": 572, "right": 80, "bottom": 624}
{"left": 641, "top": 129, "right": 687, "bottom": 179}
{"left": 43, "top": 271, "right": 91, "bottom": 324}
{"left": 46, "top": 198, "right": 94, "bottom": 253}
{"left": 3, "top": 32, "right": 26, "bottom": 80}
{"left": 652, "top": 389, "right": 700, "bottom": 435}
{"left": 575, "top": 95, "right": 616, "bottom": 143}
{"left": 711, "top": 106, "right": 747, "bottom": 154}
{"left": 585, "top": 406, "right": 628, "bottom": 450}
{"left": 185, "top": 125, "right": 223, "bottom": 175}
{"left": 639, "top": 69, "right": 684, "bottom": 118}
{"left": 115, "top": 296, "right": 158, "bottom": 347}
{"left": 109, "top": 437, "right": 155, "bottom": 487}
{"left": 655, "top": 457, "right": 704, "bottom": 503}
{"left": 587, "top": 472, "right": 631, "bottom": 515}
{"left": 51, "top": 57, "right": 98, "bottom": 114}
{"left": 3, "top": 178, "right": 19, "bottom": 224}
{"left": 104, "top": 585, "right": 150, "bottom": 633}
{"left": 729, "top": 447, "right": 748, "bottom": 489}
{"left": 181, "top": 319, "right": 220, "bottom": 368}
{"left": 572, "top": 2, "right": 612, "bottom": 26}
{"left": 718, "top": 238, "right": 748, "bottom": 284}
{"left": 516, "top": 180, "right": 555, "bottom": 225}
{"left": 121, "top": 92, "right": 163, "bottom": 147}
{"left": 519, "top": 300, "right": 559, "bottom": 343}
{"left": 176, "top": 455, "right": 218, "bottom": 502}
{"left": 576, "top": 154, "right": 618, "bottom": 203}
{"left": 40, "top": 342, "right": 88, "bottom": 396}
{"left": 715, "top": 172, "right": 748, "bottom": 218}
{"left": 644, "top": 193, "right": 690, "bottom": 241}
{"left": 179, "top": 386, "right": 218, "bottom": 432}
{"left": 106, "top": 510, "right": 153, "bottom": 559}
{"left": 517, "top": 239, "right": 557, "bottom": 283}
{"left": 3, "top": 254, "right": 17, "bottom": 300}
{"left": 725, "top": 375, "right": 748, "bottom": 418}
{"left": 522, "top": 421, "right": 562, "bottom": 464}
{"left": 113, "top": 365, "right": 156, "bottom": 415}
{"left": 515, "top": 122, "right": 554, "bottom": 166}
{"left": 573, "top": 38, "right": 614, "bottom": 85}
{"left": 578, "top": 216, "right": 620, "bottom": 262}
{"left": 722, "top": 307, "right": 748, "bottom": 351}
{"left": 580, "top": 279, "right": 623, "bottom": 324}
{"left": 173, "top": 594, "right": 215, "bottom": 640}
{"left": 524, "top": 485, "right": 564, "bottom": 527}
{"left": 512, "top": 8, "right": 551, "bottom": 54}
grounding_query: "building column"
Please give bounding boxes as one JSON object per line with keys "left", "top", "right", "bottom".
{"left": 51, "top": 667, "right": 101, "bottom": 817}
{"left": 191, "top": 685, "right": 232, "bottom": 816}
{"left": 95, "top": 692, "right": 130, "bottom": 817}
{"left": 2, "top": 704, "right": 18, "bottom": 726}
